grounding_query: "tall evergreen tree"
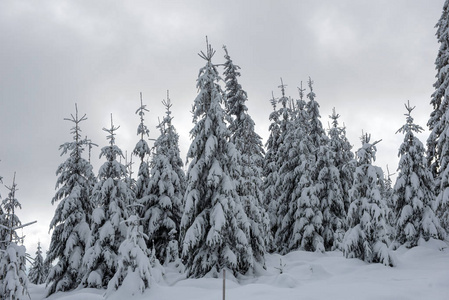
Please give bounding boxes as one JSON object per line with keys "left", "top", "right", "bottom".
{"left": 394, "top": 102, "right": 445, "bottom": 247}
{"left": 427, "top": 0, "right": 449, "bottom": 180}
{"left": 144, "top": 94, "right": 186, "bottom": 265}
{"left": 427, "top": 0, "right": 449, "bottom": 231}
{"left": 82, "top": 115, "right": 131, "bottom": 288}
{"left": 285, "top": 81, "right": 325, "bottom": 252}
{"left": 46, "top": 105, "right": 95, "bottom": 295}
{"left": 270, "top": 80, "right": 295, "bottom": 252}
{"left": 0, "top": 174, "right": 29, "bottom": 299}
{"left": 133, "top": 93, "right": 152, "bottom": 205}
{"left": 299, "top": 79, "right": 347, "bottom": 251}
{"left": 180, "top": 41, "right": 252, "bottom": 278}
{"left": 263, "top": 92, "right": 281, "bottom": 250}
{"left": 343, "top": 134, "right": 394, "bottom": 267}
{"left": 223, "top": 46, "right": 268, "bottom": 266}
{"left": 29, "top": 242, "right": 46, "bottom": 285}
{"left": 328, "top": 108, "right": 355, "bottom": 214}
{"left": 274, "top": 82, "right": 324, "bottom": 253}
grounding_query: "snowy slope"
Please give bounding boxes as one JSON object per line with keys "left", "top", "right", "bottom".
{"left": 30, "top": 239, "right": 449, "bottom": 300}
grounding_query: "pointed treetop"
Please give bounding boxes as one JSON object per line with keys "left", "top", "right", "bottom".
{"left": 136, "top": 93, "right": 150, "bottom": 140}
{"left": 330, "top": 107, "right": 340, "bottom": 128}
{"left": 308, "top": 77, "right": 314, "bottom": 91}
{"left": 198, "top": 36, "right": 216, "bottom": 62}
{"left": 403, "top": 100, "right": 417, "bottom": 126}
{"left": 278, "top": 78, "right": 287, "bottom": 98}
{"left": 64, "top": 103, "right": 88, "bottom": 125}
{"left": 136, "top": 92, "right": 150, "bottom": 120}
{"left": 297, "top": 81, "right": 305, "bottom": 101}
{"left": 396, "top": 100, "right": 424, "bottom": 136}
{"left": 103, "top": 114, "right": 120, "bottom": 146}
{"left": 162, "top": 90, "right": 173, "bottom": 120}
{"left": 5, "top": 172, "right": 18, "bottom": 196}
{"left": 223, "top": 44, "right": 229, "bottom": 57}
{"left": 307, "top": 77, "right": 316, "bottom": 101}
{"left": 64, "top": 103, "right": 88, "bottom": 147}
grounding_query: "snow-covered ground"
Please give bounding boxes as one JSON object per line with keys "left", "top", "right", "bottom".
{"left": 30, "top": 239, "right": 449, "bottom": 300}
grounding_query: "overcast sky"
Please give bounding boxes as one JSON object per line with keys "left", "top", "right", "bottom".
{"left": 0, "top": 0, "right": 445, "bottom": 257}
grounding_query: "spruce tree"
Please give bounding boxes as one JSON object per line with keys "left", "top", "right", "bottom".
{"left": 271, "top": 80, "right": 295, "bottom": 253}
{"left": 0, "top": 174, "right": 29, "bottom": 299}
{"left": 284, "top": 79, "right": 326, "bottom": 252}
{"left": 343, "top": 134, "right": 394, "bottom": 267}
{"left": 180, "top": 41, "right": 252, "bottom": 278}
{"left": 133, "top": 93, "right": 152, "bottom": 205}
{"left": 144, "top": 94, "right": 185, "bottom": 265}
{"left": 29, "top": 242, "right": 46, "bottom": 285}
{"left": 427, "top": 0, "right": 449, "bottom": 231}
{"left": 394, "top": 102, "right": 445, "bottom": 247}
{"left": 82, "top": 115, "right": 131, "bottom": 288}
{"left": 223, "top": 46, "right": 268, "bottom": 266}
{"left": 106, "top": 216, "right": 152, "bottom": 296}
{"left": 427, "top": 0, "right": 449, "bottom": 180}
{"left": 328, "top": 108, "right": 355, "bottom": 214}
{"left": 274, "top": 83, "right": 324, "bottom": 253}
{"left": 263, "top": 92, "right": 281, "bottom": 251}
{"left": 46, "top": 105, "right": 95, "bottom": 295}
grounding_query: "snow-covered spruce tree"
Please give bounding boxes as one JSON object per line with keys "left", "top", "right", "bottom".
{"left": 283, "top": 82, "right": 328, "bottom": 253}
{"left": 270, "top": 79, "right": 296, "bottom": 253}
{"left": 427, "top": 0, "right": 449, "bottom": 231}
{"left": 180, "top": 41, "right": 252, "bottom": 278}
{"left": 427, "top": 0, "right": 449, "bottom": 181}
{"left": 0, "top": 174, "right": 29, "bottom": 299}
{"left": 45, "top": 105, "right": 95, "bottom": 295}
{"left": 223, "top": 46, "right": 268, "bottom": 266}
{"left": 133, "top": 93, "right": 152, "bottom": 205}
{"left": 328, "top": 108, "right": 355, "bottom": 215}
{"left": 106, "top": 215, "right": 152, "bottom": 296}
{"left": 276, "top": 79, "right": 328, "bottom": 253}
{"left": 82, "top": 115, "right": 131, "bottom": 288}
{"left": 272, "top": 83, "right": 301, "bottom": 254}
{"left": 304, "top": 83, "right": 345, "bottom": 252}
{"left": 29, "top": 242, "right": 46, "bottom": 285}
{"left": 343, "top": 134, "right": 394, "bottom": 267}
{"left": 394, "top": 102, "right": 445, "bottom": 247}
{"left": 144, "top": 94, "right": 186, "bottom": 265}
{"left": 263, "top": 92, "right": 281, "bottom": 251}
{"left": 274, "top": 82, "right": 323, "bottom": 253}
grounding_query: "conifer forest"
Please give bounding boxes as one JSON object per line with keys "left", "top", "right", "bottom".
{"left": 1, "top": 1, "right": 449, "bottom": 299}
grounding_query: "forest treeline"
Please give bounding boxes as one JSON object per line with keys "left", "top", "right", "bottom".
{"left": 2, "top": 2, "right": 449, "bottom": 298}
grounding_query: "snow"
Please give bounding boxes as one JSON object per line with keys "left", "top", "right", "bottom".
{"left": 28, "top": 240, "right": 449, "bottom": 300}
